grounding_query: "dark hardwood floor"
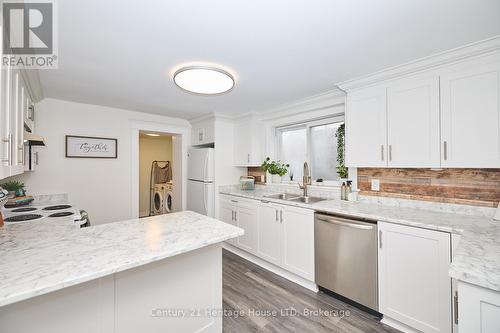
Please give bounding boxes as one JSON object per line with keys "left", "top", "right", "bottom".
{"left": 223, "top": 250, "right": 400, "bottom": 333}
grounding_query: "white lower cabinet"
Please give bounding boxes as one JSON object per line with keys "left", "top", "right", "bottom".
{"left": 378, "top": 222, "right": 452, "bottom": 333}
{"left": 256, "top": 202, "right": 282, "bottom": 265}
{"left": 257, "top": 201, "right": 315, "bottom": 281}
{"left": 457, "top": 281, "right": 500, "bottom": 333}
{"left": 220, "top": 195, "right": 315, "bottom": 282}
{"left": 220, "top": 195, "right": 258, "bottom": 251}
{"left": 280, "top": 206, "right": 315, "bottom": 281}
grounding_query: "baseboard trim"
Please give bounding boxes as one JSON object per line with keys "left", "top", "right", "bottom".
{"left": 223, "top": 242, "right": 318, "bottom": 292}
{"left": 381, "top": 316, "right": 422, "bottom": 333}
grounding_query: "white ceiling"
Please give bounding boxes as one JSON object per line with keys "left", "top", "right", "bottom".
{"left": 40, "top": 0, "right": 500, "bottom": 120}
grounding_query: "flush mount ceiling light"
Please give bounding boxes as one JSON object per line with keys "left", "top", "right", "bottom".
{"left": 173, "top": 66, "right": 235, "bottom": 95}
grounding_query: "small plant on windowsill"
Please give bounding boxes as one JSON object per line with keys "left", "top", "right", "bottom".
{"left": 335, "top": 124, "right": 348, "bottom": 180}
{"left": 261, "top": 157, "right": 290, "bottom": 183}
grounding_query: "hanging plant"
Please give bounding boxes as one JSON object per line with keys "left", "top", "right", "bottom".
{"left": 335, "top": 124, "right": 348, "bottom": 179}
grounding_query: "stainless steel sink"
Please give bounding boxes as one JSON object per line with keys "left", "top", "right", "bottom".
{"left": 287, "top": 196, "right": 326, "bottom": 204}
{"left": 263, "top": 193, "right": 300, "bottom": 200}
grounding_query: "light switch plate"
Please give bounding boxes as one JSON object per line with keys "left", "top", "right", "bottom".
{"left": 371, "top": 179, "right": 380, "bottom": 191}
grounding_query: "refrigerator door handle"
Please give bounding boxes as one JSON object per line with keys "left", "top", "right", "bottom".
{"left": 203, "top": 151, "right": 209, "bottom": 181}
{"left": 203, "top": 184, "right": 208, "bottom": 215}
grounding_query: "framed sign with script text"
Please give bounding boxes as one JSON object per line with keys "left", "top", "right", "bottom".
{"left": 65, "top": 135, "right": 118, "bottom": 158}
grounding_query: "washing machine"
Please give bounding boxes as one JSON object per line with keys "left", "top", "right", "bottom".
{"left": 152, "top": 182, "right": 174, "bottom": 215}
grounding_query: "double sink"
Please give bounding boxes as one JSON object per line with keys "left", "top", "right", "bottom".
{"left": 263, "top": 193, "right": 326, "bottom": 204}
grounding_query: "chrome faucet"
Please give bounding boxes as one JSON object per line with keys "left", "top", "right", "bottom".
{"left": 298, "top": 162, "right": 312, "bottom": 197}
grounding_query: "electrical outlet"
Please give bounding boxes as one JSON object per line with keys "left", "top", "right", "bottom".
{"left": 371, "top": 179, "right": 380, "bottom": 191}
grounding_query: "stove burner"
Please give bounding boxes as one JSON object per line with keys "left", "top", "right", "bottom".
{"left": 48, "top": 212, "right": 75, "bottom": 218}
{"left": 4, "top": 214, "right": 43, "bottom": 222}
{"left": 11, "top": 207, "right": 38, "bottom": 213}
{"left": 43, "top": 205, "right": 72, "bottom": 211}
{"left": 4, "top": 202, "right": 30, "bottom": 209}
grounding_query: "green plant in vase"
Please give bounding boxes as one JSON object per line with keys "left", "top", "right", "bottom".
{"left": 261, "top": 157, "right": 290, "bottom": 183}
{"left": 0, "top": 180, "right": 26, "bottom": 197}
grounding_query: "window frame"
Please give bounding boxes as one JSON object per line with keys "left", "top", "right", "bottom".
{"left": 275, "top": 115, "right": 345, "bottom": 183}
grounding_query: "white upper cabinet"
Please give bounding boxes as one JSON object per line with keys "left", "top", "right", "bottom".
{"left": 191, "top": 119, "right": 215, "bottom": 146}
{"left": 344, "top": 49, "right": 500, "bottom": 169}
{"left": 386, "top": 75, "right": 440, "bottom": 167}
{"left": 233, "top": 116, "right": 264, "bottom": 167}
{"left": 345, "top": 86, "right": 387, "bottom": 167}
{"left": 440, "top": 55, "right": 500, "bottom": 168}
{"left": 0, "top": 67, "right": 11, "bottom": 180}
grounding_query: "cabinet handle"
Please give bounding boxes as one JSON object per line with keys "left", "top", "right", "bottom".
{"left": 275, "top": 210, "right": 279, "bottom": 222}
{"left": 1, "top": 137, "right": 11, "bottom": 163}
{"left": 18, "top": 146, "right": 24, "bottom": 165}
{"left": 379, "top": 230, "right": 382, "bottom": 249}
{"left": 231, "top": 200, "right": 238, "bottom": 203}
{"left": 232, "top": 211, "right": 235, "bottom": 221}
{"left": 28, "top": 105, "right": 35, "bottom": 121}
{"left": 443, "top": 141, "right": 448, "bottom": 161}
{"left": 34, "top": 151, "right": 39, "bottom": 165}
{"left": 247, "top": 153, "right": 250, "bottom": 163}
{"left": 280, "top": 210, "right": 283, "bottom": 223}
{"left": 234, "top": 211, "right": 237, "bottom": 222}
{"left": 388, "top": 145, "right": 392, "bottom": 162}
{"left": 380, "top": 145, "right": 384, "bottom": 161}
{"left": 454, "top": 291, "right": 459, "bottom": 324}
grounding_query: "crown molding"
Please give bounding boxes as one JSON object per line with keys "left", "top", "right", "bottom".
{"left": 338, "top": 35, "right": 500, "bottom": 91}
{"left": 188, "top": 112, "right": 234, "bottom": 124}
{"left": 19, "top": 69, "right": 44, "bottom": 102}
{"left": 257, "top": 88, "right": 345, "bottom": 122}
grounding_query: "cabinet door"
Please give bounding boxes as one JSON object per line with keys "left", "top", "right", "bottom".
{"left": 280, "top": 206, "right": 314, "bottom": 281}
{"left": 387, "top": 75, "right": 440, "bottom": 167}
{"left": 379, "top": 222, "right": 451, "bottom": 333}
{"left": 345, "top": 86, "right": 387, "bottom": 167}
{"left": 220, "top": 201, "right": 237, "bottom": 245}
{"left": 233, "top": 121, "right": 251, "bottom": 166}
{"left": 256, "top": 202, "right": 281, "bottom": 265}
{"left": 9, "top": 71, "right": 23, "bottom": 176}
{"left": 440, "top": 57, "right": 500, "bottom": 167}
{"left": 236, "top": 206, "right": 258, "bottom": 253}
{"left": 0, "top": 67, "right": 12, "bottom": 179}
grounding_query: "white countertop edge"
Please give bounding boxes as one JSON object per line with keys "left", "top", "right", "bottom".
{"left": 0, "top": 224, "right": 243, "bottom": 307}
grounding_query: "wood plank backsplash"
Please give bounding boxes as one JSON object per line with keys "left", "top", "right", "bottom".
{"left": 358, "top": 168, "right": 500, "bottom": 207}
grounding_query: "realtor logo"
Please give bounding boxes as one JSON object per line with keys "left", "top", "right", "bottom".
{"left": 2, "top": 0, "right": 58, "bottom": 69}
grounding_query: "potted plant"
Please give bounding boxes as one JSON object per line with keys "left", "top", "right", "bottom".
{"left": 0, "top": 180, "right": 26, "bottom": 198}
{"left": 335, "top": 124, "right": 349, "bottom": 181}
{"left": 261, "top": 157, "right": 290, "bottom": 183}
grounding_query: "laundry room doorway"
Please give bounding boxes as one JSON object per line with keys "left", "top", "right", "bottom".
{"left": 138, "top": 131, "right": 175, "bottom": 217}
{"left": 129, "top": 119, "right": 189, "bottom": 219}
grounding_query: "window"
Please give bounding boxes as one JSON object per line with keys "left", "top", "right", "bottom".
{"left": 277, "top": 117, "right": 344, "bottom": 182}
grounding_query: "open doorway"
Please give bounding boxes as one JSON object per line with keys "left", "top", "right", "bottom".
{"left": 139, "top": 131, "right": 174, "bottom": 217}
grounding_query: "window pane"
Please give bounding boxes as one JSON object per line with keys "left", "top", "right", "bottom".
{"left": 279, "top": 127, "right": 307, "bottom": 180}
{"left": 311, "top": 123, "right": 341, "bottom": 181}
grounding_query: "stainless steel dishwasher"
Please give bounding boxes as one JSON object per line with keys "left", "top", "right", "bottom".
{"left": 315, "top": 212, "right": 378, "bottom": 311}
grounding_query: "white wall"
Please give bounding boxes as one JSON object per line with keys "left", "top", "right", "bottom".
{"left": 15, "top": 98, "right": 190, "bottom": 224}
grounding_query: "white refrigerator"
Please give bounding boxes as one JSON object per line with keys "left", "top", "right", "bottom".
{"left": 187, "top": 148, "right": 215, "bottom": 217}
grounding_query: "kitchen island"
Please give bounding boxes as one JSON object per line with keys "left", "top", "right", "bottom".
{"left": 0, "top": 211, "right": 243, "bottom": 333}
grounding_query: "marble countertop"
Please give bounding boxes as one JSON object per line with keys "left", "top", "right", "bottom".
{"left": 449, "top": 225, "right": 500, "bottom": 291}
{"left": 0, "top": 211, "right": 243, "bottom": 307}
{"left": 221, "top": 188, "right": 500, "bottom": 291}
{"left": 221, "top": 188, "right": 494, "bottom": 234}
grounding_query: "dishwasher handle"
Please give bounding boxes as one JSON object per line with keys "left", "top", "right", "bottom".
{"left": 316, "top": 215, "right": 375, "bottom": 230}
